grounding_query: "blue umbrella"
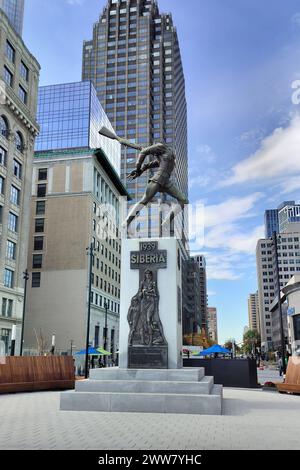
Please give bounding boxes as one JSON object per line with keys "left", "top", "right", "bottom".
{"left": 75, "top": 347, "right": 104, "bottom": 356}
{"left": 193, "top": 345, "right": 231, "bottom": 356}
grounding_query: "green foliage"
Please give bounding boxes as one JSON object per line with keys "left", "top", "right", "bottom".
{"left": 243, "top": 329, "right": 261, "bottom": 354}
{"left": 224, "top": 340, "right": 241, "bottom": 353}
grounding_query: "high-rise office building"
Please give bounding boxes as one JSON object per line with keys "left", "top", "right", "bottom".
{"left": 256, "top": 225, "right": 300, "bottom": 352}
{"left": 248, "top": 292, "right": 260, "bottom": 332}
{"left": 207, "top": 307, "right": 218, "bottom": 343}
{"left": 0, "top": 8, "right": 40, "bottom": 354}
{"left": 0, "top": 0, "right": 24, "bottom": 36}
{"left": 264, "top": 201, "right": 300, "bottom": 238}
{"left": 264, "top": 209, "right": 279, "bottom": 238}
{"left": 182, "top": 258, "right": 202, "bottom": 337}
{"left": 24, "top": 82, "right": 129, "bottom": 356}
{"left": 35, "top": 81, "right": 121, "bottom": 175}
{"left": 278, "top": 201, "right": 300, "bottom": 233}
{"left": 82, "top": 0, "right": 188, "bottom": 238}
{"left": 193, "top": 254, "right": 208, "bottom": 333}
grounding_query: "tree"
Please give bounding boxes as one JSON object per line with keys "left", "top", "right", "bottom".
{"left": 243, "top": 330, "right": 261, "bottom": 355}
{"left": 224, "top": 340, "right": 241, "bottom": 354}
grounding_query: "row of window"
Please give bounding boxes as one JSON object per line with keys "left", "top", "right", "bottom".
{"left": 3, "top": 66, "right": 28, "bottom": 104}
{"left": 91, "top": 292, "right": 120, "bottom": 313}
{"left": 0, "top": 178, "right": 21, "bottom": 205}
{"left": 0, "top": 115, "right": 25, "bottom": 153}
{"left": 91, "top": 274, "right": 120, "bottom": 298}
{"left": 6, "top": 40, "right": 29, "bottom": 81}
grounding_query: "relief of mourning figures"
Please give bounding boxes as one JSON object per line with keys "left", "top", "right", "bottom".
{"left": 127, "top": 270, "right": 167, "bottom": 347}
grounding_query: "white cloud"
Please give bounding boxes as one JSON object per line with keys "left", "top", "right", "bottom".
{"left": 222, "top": 116, "right": 300, "bottom": 187}
{"left": 189, "top": 193, "right": 264, "bottom": 280}
{"left": 205, "top": 223, "right": 264, "bottom": 255}
{"left": 203, "top": 193, "right": 263, "bottom": 228}
{"left": 239, "top": 128, "right": 265, "bottom": 145}
{"left": 195, "top": 144, "right": 217, "bottom": 163}
{"left": 280, "top": 175, "right": 300, "bottom": 194}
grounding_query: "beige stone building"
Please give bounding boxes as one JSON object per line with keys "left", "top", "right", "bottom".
{"left": 207, "top": 307, "right": 218, "bottom": 343}
{"left": 248, "top": 292, "right": 260, "bottom": 332}
{"left": 0, "top": 9, "right": 40, "bottom": 354}
{"left": 24, "top": 147, "right": 129, "bottom": 356}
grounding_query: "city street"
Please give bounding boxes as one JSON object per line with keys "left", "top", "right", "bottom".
{"left": 0, "top": 385, "right": 299, "bottom": 450}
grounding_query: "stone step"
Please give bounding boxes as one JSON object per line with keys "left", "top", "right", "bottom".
{"left": 60, "top": 387, "right": 222, "bottom": 415}
{"left": 89, "top": 368, "right": 205, "bottom": 382}
{"left": 75, "top": 376, "right": 214, "bottom": 395}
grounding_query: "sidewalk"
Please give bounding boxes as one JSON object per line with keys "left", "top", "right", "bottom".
{"left": 0, "top": 387, "right": 299, "bottom": 450}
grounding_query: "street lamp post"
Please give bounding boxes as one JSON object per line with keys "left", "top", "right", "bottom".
{"left": 20, "top": 269, "right": 29, "bottom": 356}
{"left": 51, "top": 334, "right": 56, "bottom": 355}
{"left": 85, "top": 243, "right": 94, "bottom": 379}
{"left": 10, "top": 324, "right": 17, "bottom": 356}
{"left": 272, "top": 231, "right": 287, "bottom": 375}
{"left": 104, "top": 301, "right": 108, "bottom": 367}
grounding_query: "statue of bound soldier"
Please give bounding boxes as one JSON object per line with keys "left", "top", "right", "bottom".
{"left": 99, "top": 127, "right": 189, "bottom": 228}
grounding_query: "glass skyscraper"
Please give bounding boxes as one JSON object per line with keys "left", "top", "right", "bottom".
{"left": 264, "top": 209, "right": 279, "bottom": 238}
{"left": 0, "top": 0, "right": 24, "bottom": 36}
{"left": 82, "top": 0, "right": 188, "bottom": 238}
{"left": 35, "top": 81, "right": 121, "bottom": 175}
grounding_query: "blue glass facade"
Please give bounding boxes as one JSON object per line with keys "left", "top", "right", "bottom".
{"left": 0, "top": 0, "right": 24, "bottom": 36}
{"left": 35, "top": 81, "right": 121, "bottom": 175}
{"left": 264, "top": 209, "right": 279, "bottom": 238}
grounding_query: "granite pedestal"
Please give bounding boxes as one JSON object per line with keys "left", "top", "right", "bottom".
{"left": 60, "top": 367, "right": 223, "bottom": 415}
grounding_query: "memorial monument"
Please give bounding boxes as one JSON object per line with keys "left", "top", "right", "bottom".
{"left": 60, "top": 129, "right": 223, "bottom": 414}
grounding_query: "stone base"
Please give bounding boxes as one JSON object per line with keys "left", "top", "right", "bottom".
{"left": 60, "top": 368, "right": 223, "bottom": 415}
{"left": 128, "top": 345, "right": 168, "bottom": 369}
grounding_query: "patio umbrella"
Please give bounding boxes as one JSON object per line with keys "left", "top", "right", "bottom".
{"left": 193, "top": 345, "right": 231, "bottom": 356}
{"left": 75, "top": 347, "right": 104, "bottom": 356}
{"left": 96, "top": 347, "right": 112, "bottom": 356}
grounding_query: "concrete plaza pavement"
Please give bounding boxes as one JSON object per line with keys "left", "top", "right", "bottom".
{"left": 0, "top": 385, "right": 299, "bottom": 450}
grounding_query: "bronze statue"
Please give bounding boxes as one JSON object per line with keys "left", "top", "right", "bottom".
{"left": 127, "top": 270, "right": 167, "bottom": 347}
{"left": 99, "top": 127, "right": 189, "bottom": 228}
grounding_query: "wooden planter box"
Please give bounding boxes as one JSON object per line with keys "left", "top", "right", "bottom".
{"left": 277, "top": 357, "right": 300, "bottom": 394}
{"left": 0, "top": 356, "right": 75, "bottom": 394}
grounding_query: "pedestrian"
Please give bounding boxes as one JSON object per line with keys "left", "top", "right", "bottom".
{"left": 278, "top": 356, "right": 283, "bottom": 376}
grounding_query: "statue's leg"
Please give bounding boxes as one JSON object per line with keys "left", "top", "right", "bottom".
{"left": 161, "top": 183, "right": 189, "bottom": 227}
{"left": 124, "top": 182, "right": 161, "bottom": 227}
{"left": 164, "top": 183, "right": 189, "bottom": 208}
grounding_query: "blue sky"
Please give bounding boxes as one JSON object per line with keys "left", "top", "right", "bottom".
{"left": 23, "top": 0, "right": 300, "bottom": 344}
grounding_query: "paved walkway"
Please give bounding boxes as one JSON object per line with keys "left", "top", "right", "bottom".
{"left": 0, "top": 387, "right": 299, "bottom": 450}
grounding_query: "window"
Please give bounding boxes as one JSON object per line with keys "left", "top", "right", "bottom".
{"left": 6, "top": 241, "right": 16, "bottom": 260}
{"left": 0, "top": 116, "right": 9, "bottom": 138}
{"left": 36, "top": 201, "right": 45, "bottom": 215}
{"left": 34, "top": 236, "right": 44, "bottom": 251}
{"left": 1, "top": 298, "right": 13, "bottom": 318}
{"left": 10, "top": 185, "right": 20, "bottom": 205}
{"left": 6, "top": 41, "right": 15, "bottom": 62}
{"left": 13, "top": 159, "right": 22, "bottom": 179}
{"left": 20, "top": 61, "right": 29, "bottom": 82}
{"left": 4, "top": 269, "right": 14, "bottom": 288}
{"left": 37, "top": 184, "right": 46, "bottom": 198}
{"left": 38, "top": 169, "right": 48, "bottom": 181}
{"left": 33, "top": 254, "right": 42, "bottom": 269}
{"left": 35, "top": 219, "right": 44, "bottom": 233}
{"left": 18, "top": 85, "right": 27, "bottom": 104}
{"left": 15, "top": 132, "right": 24, "bottom": 153}
{"left": 0, "top": 147, "right": 7, "bottom": 166}
{"left": 0, "top": 176, "right": 4, "bottom": 195}
{"left": 8, "top": 212, "right": 18, "bottom": 232}
{"left": 3, "top": 66, "right": 13, "bottom": 86}
{"left": 32, "top": 272, "right": 41, "bottom": 288}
